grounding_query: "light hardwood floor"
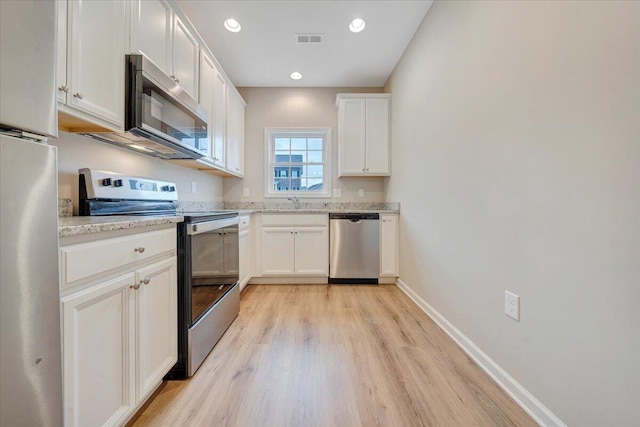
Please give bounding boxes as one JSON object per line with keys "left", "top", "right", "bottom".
{"left": 132, "top": 284, "right": 537, "bottom": 427}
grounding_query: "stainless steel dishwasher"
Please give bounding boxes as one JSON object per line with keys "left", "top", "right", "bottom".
{"left": 329, "top": 213, "right": 380, "bottom": 284}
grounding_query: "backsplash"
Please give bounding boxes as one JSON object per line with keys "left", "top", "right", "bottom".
{"left": 224, "top": 201, "right": 400, "bottom": 211}
{"left": 176, "top": 201, "right": 225, "bottom": 212}
{"left": 59, "top": 198, "right": 73, "bottom": 217}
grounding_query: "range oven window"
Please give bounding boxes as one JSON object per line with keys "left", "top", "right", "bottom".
{"left": 190, "top": 224, "right": 239, "bottom": 324}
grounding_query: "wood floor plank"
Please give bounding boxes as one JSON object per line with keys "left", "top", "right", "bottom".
{"left": 132, "top": 284, "right": 537, "bottom": 427}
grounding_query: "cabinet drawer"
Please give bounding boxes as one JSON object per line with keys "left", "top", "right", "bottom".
{"left": 60, "top": 228, "right": 176, "bottom": 287}
{"left": 261, "top": 214, "right": 327, "bottom": 227}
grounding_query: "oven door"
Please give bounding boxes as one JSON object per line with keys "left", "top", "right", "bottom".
{"left": 188, "top": 217, "right": 239, "bottom": 326}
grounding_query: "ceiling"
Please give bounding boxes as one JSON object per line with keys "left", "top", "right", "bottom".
{"left": 175, "top": 1, "right": 433, "bottom": 88}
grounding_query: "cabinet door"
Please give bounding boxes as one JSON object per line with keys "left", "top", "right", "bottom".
{"left": 61, "top": 273, "right": 135, "bottom": 427}
{"left": 339, "top": 99, "right": 366, "bottom": 175}
{"left": 67, "top": 0, "right": 125, "bottom": 126}
{"left": 380, "top": 214, "right": 399, "bottom": 276}
{"left": 129, "top": 0, "right": 172, "bottom": 75}
{"left": 172, "top": 15, "right": 199, "bottom": 100}
{"left": 135, "top": 257, "right": 177, "bottom": 402}
{"left": 56, "top": 0, "right": 68, "bottom": 104}
{"left": 198, "top": 51, "right": 215, "bottom": 159}
{"left": 365, "top": 98, "right": 390, "bottom": 175}
{"left": 294, "top": 227, "right": 328, "bottom": 275}
{"left": 239, "top": 229, "right": 249, "bottom": 290}
{"left": 226, "top": 89, "right": 245, "bottom": 176}
{"left": 261, "top": 227, "right": 295, "bottom": 275}
{"left": 212, "top": 68, "right": 227, "bottom": 168}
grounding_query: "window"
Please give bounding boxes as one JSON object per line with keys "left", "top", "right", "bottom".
{"left": 265, "top": 128, "right": 331, "bottom": 197}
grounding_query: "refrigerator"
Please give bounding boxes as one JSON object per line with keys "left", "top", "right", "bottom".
{"left": 0, "top": 1, "right": 63, "bottom": 426}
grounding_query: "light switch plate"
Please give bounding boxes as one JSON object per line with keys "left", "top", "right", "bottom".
{"left": 332, "top": 188, "right": 342, "bottom": 198}
{"left": 358, "top": 189, "right": 364, "bottom": 197}
{"left": 505, "top": 291, "right": 520, "bottom": 320}
{"left": 243, "top": 187, "right": 250, "bottom": 197}
{"left": 191, "top": 181, "right": 197, "bottom": 193}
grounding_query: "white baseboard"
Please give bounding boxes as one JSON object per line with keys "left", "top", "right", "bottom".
{"left": 396, "top": 279, "right": 566, "bottom": 427}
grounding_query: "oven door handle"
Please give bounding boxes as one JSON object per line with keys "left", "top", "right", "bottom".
{"left": 187, "top": 216, "right": 240, "bottom": 235}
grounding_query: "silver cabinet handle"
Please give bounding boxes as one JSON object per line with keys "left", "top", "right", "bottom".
{"left": 140, "top": 277, "right": 150, "bottom": 285}
{"left": 58, "top": 85, "right": 69, "bottom": 93}
{"left": 174, "top": 78, "right": 180, "bottom": 83}
{"left": 169, "top": 74, "right": 176, "bottom": 80}
{"left": 130, "top": 283, "right": 140, "bottom": 290}
{"left": 73, "top": 92, "right": 83, "bottom": 99}
{"left": 135, "top": 247, "right": 145, "bottom": 253}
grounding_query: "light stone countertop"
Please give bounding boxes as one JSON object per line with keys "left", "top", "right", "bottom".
{"left": 59, "top": 207, "right": 399, "bottom": 237}
{"left": 58, "top": 215, "right": 184, "bottom": 238}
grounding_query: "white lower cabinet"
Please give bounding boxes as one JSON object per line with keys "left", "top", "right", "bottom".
{"left": 135, "top": 258, "right": 177, "bottom": 401}
{"left": 60, "top": 227, "right": 177, "bottom": 427}
{"left": 293, "top": 228, "right": 329, "bottom": 275}
{"left": 261, "top": 228, "right": 296, "bottom": 275}
{"left": 61, "top": 273, "right": 135, "bottom": 427}
{"left": 238, "top": 215, "right": 251, "bottom": 290}
{"left": 380, "top": 213, "right": 399, "bottom": 277}
{"left": 259, "top": 215, "right": 328, "bottom": 277}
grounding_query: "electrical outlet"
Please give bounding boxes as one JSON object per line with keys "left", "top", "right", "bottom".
{"left": 191, "top": 181, "right": 197, "bottom": 193}
{"left": 332, "top": 188, "right": 342, "bottom": 198}
{"left": 243, "top": 187, "right": 250, "bottom": 198}
{"left": 358, "top": 189, "right": 364, "bottom": 197}
{"left": 505, "top": 291, "right": 520, "bottom": 320}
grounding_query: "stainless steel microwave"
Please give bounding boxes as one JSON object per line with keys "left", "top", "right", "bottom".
{"left": 83, "top": 54, "right": 209, "bottom": 159}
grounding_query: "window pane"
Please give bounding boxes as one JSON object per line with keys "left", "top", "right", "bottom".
{"left": 275, "top": 138, "right": 290, "bottom": 150}
{"left": 306, "top": 165, "right": 323, "bottom": 179}
{"left": 290, "top": 166, "right": 303, "bottom": 178}
{"left": 307, "top": 150, "right": 322, "bottom": 162}
{"left": 291, "top": 138, "right": 306, "bottom": 150}
{"left": 274, "top": 151, "right": 291, "bottom": 162}
{"left": 306, "top": 178, "right": 323, "bottom": 191}
{"left": 290, "top": 151, "right": 307, "bottom": 163}
{"left": 308, "top": 138, "right": 322, "bottom": 150}
{"left": 275, "top": 178, "right": 290, "bottom": 191}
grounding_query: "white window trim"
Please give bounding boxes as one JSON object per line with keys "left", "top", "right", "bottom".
{"left": 264, "top": 127, "right": 332, "bottom": 198}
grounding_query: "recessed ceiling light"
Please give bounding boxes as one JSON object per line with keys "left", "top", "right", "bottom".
{"left": 290, "top": 72, "right": 303, "bottom": 80}
{"left": 224, "top": 18, "right": 241, "bottom": 33}
{"left": 349, "top": 18, "right": 366, "bottom": 33}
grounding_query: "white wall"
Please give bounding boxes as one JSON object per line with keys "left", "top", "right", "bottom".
{"left": 223, "top": 87, "right": 387, "bottom": 203}
{"left": 52, "top": 131, "right": 223, "bottom": 213}
{"left": 385, "top": 1, "right": 640, "bottom": 426}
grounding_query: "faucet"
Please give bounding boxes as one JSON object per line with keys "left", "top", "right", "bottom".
{"left": 287, "top": 196, "right": 300, "bottom": 209}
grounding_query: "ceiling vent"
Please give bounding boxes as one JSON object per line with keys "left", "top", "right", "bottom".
{"left": 295, "top": 34, "right": 323, "bottom": 44}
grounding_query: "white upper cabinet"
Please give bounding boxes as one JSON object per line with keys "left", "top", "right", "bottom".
{"left": 212, "top": 68, "right": 227, "bottom": 168}
{"left": 198, "top": 51, "right": 215, "bottom": 159}
{"left": 226, "top": 88, "right": 246, "bottom": 177}
{"left": 129, "top": 0, "right": 199, "bottom": 100}
{"left": 171, "top": 15, "right": 199, "bottom": 100}
{"left": 199, "top": 51, "right": 226, "bottom": 167}
{"left": 58, "top": 0, "right": 126, "bottom": 130}
{"left": 129, "top": 0, "right": 172, "bottom": 74}
{"left": 336, "top": 94, "right": 391, "bottom": 176}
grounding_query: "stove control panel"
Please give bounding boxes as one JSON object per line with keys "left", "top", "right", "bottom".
{"left": 79, "top": 168, "right": 178, "bottom": 201}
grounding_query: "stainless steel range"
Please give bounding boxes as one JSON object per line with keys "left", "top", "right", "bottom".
{"left": 79, "top": 169, "right": 239, "bottom": 378}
